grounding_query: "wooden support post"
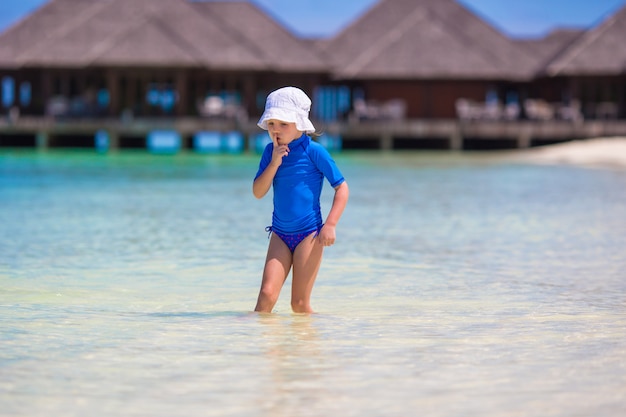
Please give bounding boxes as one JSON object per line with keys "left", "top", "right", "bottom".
{"left": 242, "top": 74, "right": 256, "bottom": 119}
{"left": 41, "top": 72, "right": 52, "bottom": 116}
{"left": 36, "top": 131, "right": 49, "bottom": 150}
{"left": 106, "top": 70, "right": 120, "bottom": 117}
{"left": 449, "top": 129, "right": 463, "bottom": 151}
{"left": 108, "top": 130, "right": 120, "bottom": 150}
{"left": 517, "top": 125, "right": 532, "bottom": 149}
{"left": 176, "top": 71, "right": 188, "bottom": 116}
{"left": 517, "top": 132, "right": 531, "bottom": 149}
{"left": 381, "top": 133, "right": 393, "bottom": 151}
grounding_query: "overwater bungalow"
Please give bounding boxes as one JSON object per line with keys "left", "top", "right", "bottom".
{"left": 321, "top": 0, "right": 626, "bottom": 121}
{"left": 542, "top": 5, "right": 626, "bottom": 120}
{"left": 0, "top": 0, "right": 328, "bottom": 119}
{"left": 0, "top": 0, "right": 625, "bottom": 151}
{"left": 319, "top": 0, "right": 536, "bottom": 119}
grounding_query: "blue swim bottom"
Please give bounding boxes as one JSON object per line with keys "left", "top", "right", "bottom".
{"left": 265, "top": 226, "right": 321, "bottom": 253}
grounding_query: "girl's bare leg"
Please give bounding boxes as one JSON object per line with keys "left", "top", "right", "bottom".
{"left": 254, "top": 234, "right": 292, "bottom": 313}
{"left": 291, "top": 234, "right": 324, "bottom": 313}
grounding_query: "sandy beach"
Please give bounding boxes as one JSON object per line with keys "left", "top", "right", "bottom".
{"left": 514, "top": 137, "right": 626, "bottom": 170}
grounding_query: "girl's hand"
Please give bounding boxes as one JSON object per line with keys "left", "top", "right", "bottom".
{"left": 271, "top": 144, "right": 289, "bottom": 167}
{"left": 317, "top": 224, "right": 336, "bottom": 247}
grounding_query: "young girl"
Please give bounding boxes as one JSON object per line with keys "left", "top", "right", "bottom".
{"left": 253, "top": 86, "right": 349, "bottom": 314}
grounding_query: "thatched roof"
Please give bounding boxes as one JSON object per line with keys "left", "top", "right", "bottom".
{"left": 545, "top": 4, "right": 626, "bottom": 76}
{"left": 0, "top": 0, "right": 326, "bottom": 72}
{"left": 515, "top": 29, "right": 585, "bottom": 75}
{"left": 319, "top": 0, "right": 537, "bottom": 81}
{"left": 2, "top": 0, "right": 624, "bottom": 80}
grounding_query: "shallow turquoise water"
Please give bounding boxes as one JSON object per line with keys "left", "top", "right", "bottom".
{"left": 1, "top": 149, "right": 625, "bottom": 417}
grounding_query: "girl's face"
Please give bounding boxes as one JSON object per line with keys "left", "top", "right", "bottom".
{"left": 267, "top": 119, "right": 302, "bottom": 146}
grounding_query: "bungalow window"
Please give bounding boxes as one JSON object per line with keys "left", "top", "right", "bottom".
{"left": 97, "top": 88, "right": 110, "bottom": 109}
{"left": 2, "top": 76, "right": 15, "bottom": 108}
{"left": 146, "top": 83, "right": 177, "bottom": 113}
{"left": 256, "top": 91, "right": 266, "bottom": 113}
{"left": 313, "top": 85, "right": 351, "bottom": 122}
{"left": 19, "top": 82, "right": 31, "bottom": 107}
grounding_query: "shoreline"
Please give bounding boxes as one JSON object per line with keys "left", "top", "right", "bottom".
{"left": 511, "top": 137, "right": 626, "bottom": 170}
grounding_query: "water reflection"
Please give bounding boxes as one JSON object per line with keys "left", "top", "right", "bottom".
{"left": 254, "top": 314, "right": 333, "bottom": 416}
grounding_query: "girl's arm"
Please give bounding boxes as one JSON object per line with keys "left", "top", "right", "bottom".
{"left": 318, "top": 181, "right": 349, "bottom": 246}
{"left": 253, "top": 144, "right": 289, "bottom": 199}
{"left": 253, "top": 163, "right": 278, "bottom": 199}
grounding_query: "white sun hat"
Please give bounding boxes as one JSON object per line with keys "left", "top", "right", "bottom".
{"left": 257, "top": 86, "right": 315, "bottom": 133}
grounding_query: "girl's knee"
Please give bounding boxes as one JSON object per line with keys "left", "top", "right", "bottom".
{"left": 259, "top": 286, "right": 279, "bottom": 305}
{"left": 291, "top": 298, "right": 312, "bottom": 314}
{"left": 255, "top": 288, "right": 279, "bottom": 313}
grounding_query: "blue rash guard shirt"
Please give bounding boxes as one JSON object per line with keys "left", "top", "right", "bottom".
{"left": 254, "top": 133, "right": 345, "bottom": 235}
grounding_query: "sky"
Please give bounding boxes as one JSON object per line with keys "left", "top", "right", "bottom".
{"left": 0, "top": 0, "right": 625, "bottom": 39}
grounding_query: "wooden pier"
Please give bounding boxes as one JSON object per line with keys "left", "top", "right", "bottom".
{"left": 1, "top": 116, "right": 626, "bottom": 151}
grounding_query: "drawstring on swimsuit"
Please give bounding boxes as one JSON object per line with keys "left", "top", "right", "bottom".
{"left": 265, "top": 224, "right": 323, "bottom": 239}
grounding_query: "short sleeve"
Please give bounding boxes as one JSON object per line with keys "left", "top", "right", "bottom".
{"left": 254, "top": 142, "right": 273, "bottom": 181}
{"left": 307, "top": 141, "right": 345, "bottom": 188}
